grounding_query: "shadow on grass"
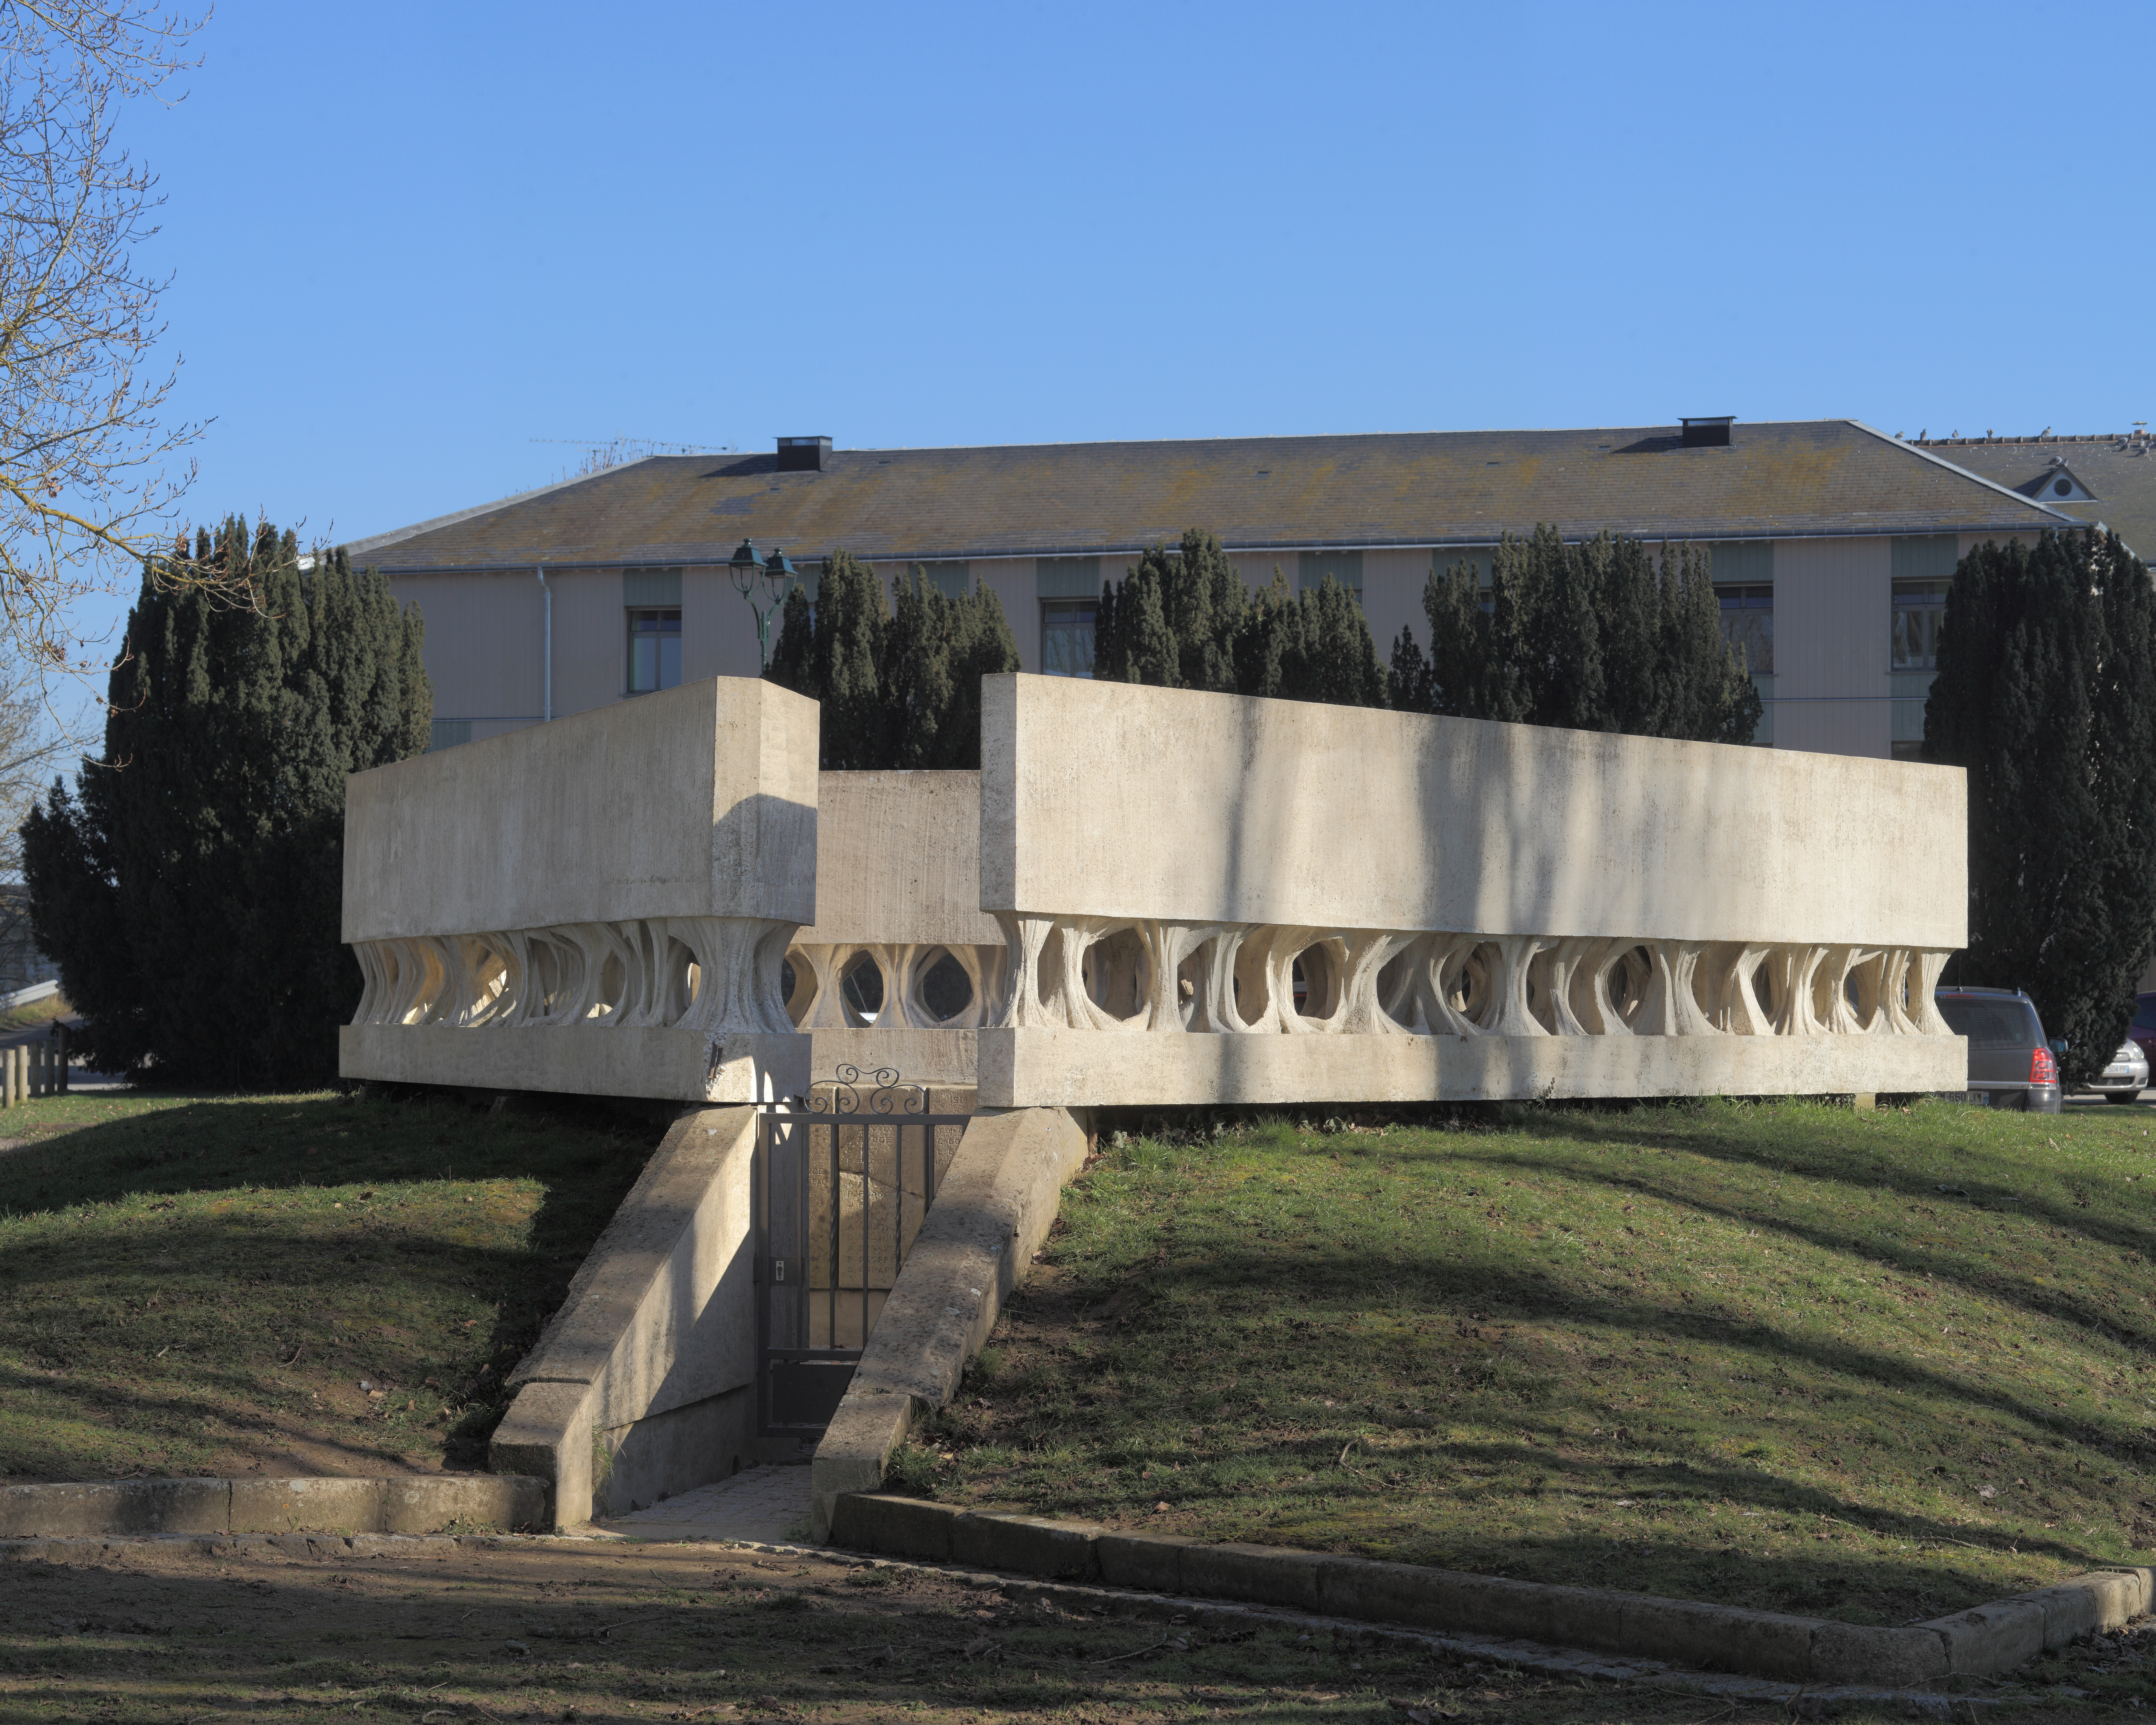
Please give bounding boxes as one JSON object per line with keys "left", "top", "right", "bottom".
{"left": 0, "top": 1092, "right": 664, "bottom": 1479}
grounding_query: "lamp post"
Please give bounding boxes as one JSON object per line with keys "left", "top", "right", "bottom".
{"left": 729, "top": 539, "right": 799, "bottom": 670}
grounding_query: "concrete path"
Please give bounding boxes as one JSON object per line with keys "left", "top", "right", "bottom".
{"left": 587, "top": 1465, "right": 814, "bottom": 1545}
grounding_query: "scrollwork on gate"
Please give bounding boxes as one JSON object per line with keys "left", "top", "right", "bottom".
{"left": 809, "top": 1064, "right": 930, "bottom": 1117}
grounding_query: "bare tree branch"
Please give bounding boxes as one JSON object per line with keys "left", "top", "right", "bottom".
{"left": 0, "top": 1, "right": 230, "bottom": 704}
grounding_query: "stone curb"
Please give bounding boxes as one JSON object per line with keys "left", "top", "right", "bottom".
{"left": 0, "top": 1526, "right": 2002, "bottom": 1713}
{"left": 830, "top": 1493, "right": 2151, "bottom": 1685}
{"left": 0, "top": 1475, "right": 545, "bottom": 1539}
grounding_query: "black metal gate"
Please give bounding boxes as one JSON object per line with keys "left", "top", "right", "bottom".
{"left": 754, "top": 1069, "right": 970, "bottom": 1436}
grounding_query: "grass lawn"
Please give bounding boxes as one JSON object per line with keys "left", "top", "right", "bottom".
{"left": 0, "top": 1088, "right": 665, "bottom": 1482}
{"left": 898, "top": 1097, "right": 2156, "bottom": 1627}
{"left": 0, "top": 990, "right": 69, "bottom": 1036}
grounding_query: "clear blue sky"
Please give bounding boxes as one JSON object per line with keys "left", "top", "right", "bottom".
{"left": 125, "top": 0, "right": 2156, "bottom": 553}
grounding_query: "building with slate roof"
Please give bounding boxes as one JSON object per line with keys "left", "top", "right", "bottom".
{"left": 343, "top": 417, "right": 2077, "bottom": 762}
{"left": 1911, "top": 430, "right": 2156, "bottom": 565}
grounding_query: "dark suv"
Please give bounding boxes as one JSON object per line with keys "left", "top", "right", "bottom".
{"left": 1934, "top": 986, "right": 2062, "bottom": 1112}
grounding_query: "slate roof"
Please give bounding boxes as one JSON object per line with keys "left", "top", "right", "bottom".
{"left": 1913, "top": 432, "right": 2156, "bottom": 561}
{"left": 347, "top": 420, "right": 2078, "bottom": 573}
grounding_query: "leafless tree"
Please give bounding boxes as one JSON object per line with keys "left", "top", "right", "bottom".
{"left": 0, "top": 2, "right": 228, "bottom": 694}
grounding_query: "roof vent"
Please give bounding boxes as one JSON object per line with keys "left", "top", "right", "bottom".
{"left": 776, "top": 436, "right": 832, "bottom": 473}
{"left": 1680, "top": 416, "right": 1734, "bottom": 448}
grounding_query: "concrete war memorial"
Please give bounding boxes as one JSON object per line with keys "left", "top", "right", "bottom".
{"left": 340, "top": 672, "right": 1968, "bottom": 1110}
{"left": 330, "top": 670, "right": 1968, "bottom": 1527}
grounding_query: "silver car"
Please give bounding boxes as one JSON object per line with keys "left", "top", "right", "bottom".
{"left": 2078, "top": 1038, "right": 2150, "bottom": 1104}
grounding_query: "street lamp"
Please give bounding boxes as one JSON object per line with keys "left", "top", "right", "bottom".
{"left": 729, "top": 539, "right": 799, "bottom": 670}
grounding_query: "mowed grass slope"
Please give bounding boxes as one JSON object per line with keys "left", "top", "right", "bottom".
{"left": 903, "top": 1099, "right": 2156, "bottom": 1625}
{"left": 0, "top": 1090, "right": 662, "bottom": 1481}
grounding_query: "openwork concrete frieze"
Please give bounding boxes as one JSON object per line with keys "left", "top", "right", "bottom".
{"left": 991, "top": 915, "right": 1956, "bottom": 1039}
{"left": 351, "top": 916, "right": 801, "bottom": 1038}
{"left": 783, "top": 942, "right": 1008, "bottom": 1031}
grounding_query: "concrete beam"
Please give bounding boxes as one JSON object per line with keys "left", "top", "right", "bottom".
{"left": 981, "top": 675, "right": 1964, "bottom": 948}
{"left": 810, "top": 1106, "right": 1089, "bottom": 1539}
{"left": 980, "top": 1028, "right": 1966, "bottom": 1109}
{"left": 493, "top": 1105, "right": 765, "bottom": 1527}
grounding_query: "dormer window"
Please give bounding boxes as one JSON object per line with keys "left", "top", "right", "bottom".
{"left": 2014, "top": 460, "right": 2100, "bottom": 503}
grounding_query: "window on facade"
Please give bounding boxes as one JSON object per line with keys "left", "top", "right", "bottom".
{"left": 628, "top": 608, "right": 681, "bottom": 693}
{"left": 1716, "top": 584, "right": 1773, "bottom": 675}
{"left": 1041, "top": 599, "right": 1097, "bottom": 678}
{"left": 1298, "top": 550, "right": 1364, "bottom": 607}
{"left": 1892, "top": 579, "right": 1949, "bottom": 671}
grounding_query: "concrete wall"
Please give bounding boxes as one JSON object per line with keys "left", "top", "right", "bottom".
{"left": 976, "top": 674, "right": 1966, "bottom": 1108}
{"left": 492, "top": 1106, "right": 770, "bottom": 1528}
{"left": 340, "top": 676, "right": 817, "bottom": 1103}
{"left": 981, "top": 674, "right": 1963, "bottom": 947}
{"left": 789, "top": 771, "right": 1000, "bottom": 1085}
{"left": 798, "top": 772, "right": 1000, "bottom": 949}
{"left": 343, "top": 676, "right": 818, "bottom": 942}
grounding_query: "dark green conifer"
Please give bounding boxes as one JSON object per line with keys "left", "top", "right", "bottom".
{"left": 1399, "top": 527, "right": 1757, "bottom": 744}
{"left": 22, "top": 519, "right": 430, "bottom": 1086}
{"left": 1923, "top": 529, "right": 2156, "bottom": 1082}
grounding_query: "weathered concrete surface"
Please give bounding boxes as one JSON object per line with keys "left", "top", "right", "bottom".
{"left": 809, "top": 1107, "right": 1090, "bottom": 1540}
{"left": 798, "top": 772, "right": 999, "bottom": 949}
{"left": 808, "top": 1027, "right": 979, "bottom": 1089}
{"left": 822, "top": 1496, "right": 2143, "bottom": 1686}
{"left": 981, "top": 675, "right": 1965, "bottom": 947}
{"left": 981, "top": 1028, "right": 1967, "bottom": 1109}
{"left": 339, "top": 1023, "right": 808, "bottom": 1104}
{"left": 0, "top": 1476, "right": 541, "bottom": 1537}
{"left": 345, "top": 677, "right": 816, "bottom": 943}
{"left": 492, "top": 1106, "right": 762, "bottom": 1527}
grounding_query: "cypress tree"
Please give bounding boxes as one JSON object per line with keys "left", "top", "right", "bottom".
{"left": 765, "top": 584, "right": 815, "bottom": 695}
{"left": 1276, "top": 575, "right": 1388, "bottom": 707}
{"left": 1597, "top": 534, "right": 1667, "bottom": 734}
{"left": 1405, "top": 557, "right": 1496, "bottom": 718}
{"left": 1923, "top": 529, "right": 2156, "bottom": 1082}
{"left": 22, "top": 518, "right": 430, "bottom": 1086}
{"left": 1096, "top": 535, "right": 1389, "bottom": 711}
{"left": 1397, "top": 526, "right": 1758, "bottom": 744}
{"left": 764, "top": 554, "right": 1018, "bottom": 769}
{"left": 765, "top": 551, "right": 890, "bottom": 770}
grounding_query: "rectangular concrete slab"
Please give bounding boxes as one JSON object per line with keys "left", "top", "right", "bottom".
{"left": 382, "top": 1475, "right": 544, "bottom": 1534}
{"left": 1181, "top": 1542, "right": 1329, "bottom": 1612}
{"left": 0, "top": 1479, "right": 231, "bottom": 1538}
{"left": 981, "top": 674, "right": 1965, "bottom": 947}
{"left": 1923, "top": 1599, "right": 2046, "bottom": 1676}
{"left": 1806, "top": 1621, "right": 1949, "bottom": 1687}
{"left": 229, "top": 1478, "right": 386, "bottom": 1534}
{"left": 981, "top": 1028, "right": 1965, "bottom": 1109}
{"left": 1096, "top": 1531, "right": 1195, "bottom": 1593}
{"left": 828, "top": 1493, "right": 962, "bottom": 1561}
{"left": 800, "top": 772, "right": 1000, "bottom": 949}
{"left": 343, "top": 677, "right": 818, "bottom": 942}
{"left": 1617, "top": 1595, "right": 1817, "bottom": 1681}
{"left": 950, "top": 1512, "right": 1104, "bottom": 1580}
{"left": 341, "top": 1025, "right": 808, "bottom": 1104}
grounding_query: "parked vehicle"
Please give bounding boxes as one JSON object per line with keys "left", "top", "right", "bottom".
{"left": 2130, "top": 993, "right": 2156, "bottom": 1071}
{"left": 1933, "top": 986, "right": 2062, "bottom": 1112}
{"left": 2075, "top": 1037, "right": 2149, "bottom": 1104}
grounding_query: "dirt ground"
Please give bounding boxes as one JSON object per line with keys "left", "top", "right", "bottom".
{"left": 0, "top": 1533, "right": 2148, "bottom": 1723}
